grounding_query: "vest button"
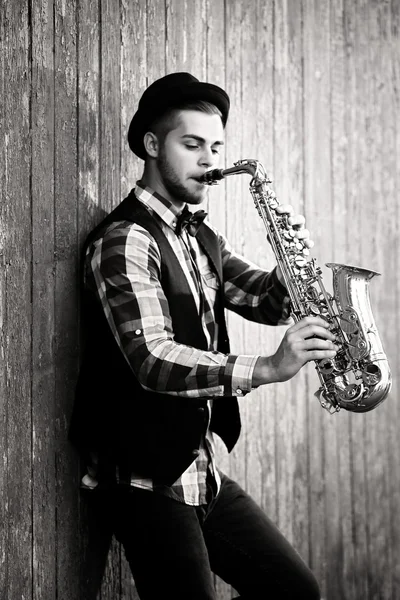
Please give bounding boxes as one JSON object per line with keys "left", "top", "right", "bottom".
{"left": 197, "top": 407, "right": 205, "bottom": 414}
{"left": 192, "top": 449, "right": 200, "bottom": 458}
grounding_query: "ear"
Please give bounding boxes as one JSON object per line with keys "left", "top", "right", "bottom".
{"left": 143, "top": 131, "right": 159, "bottom": 158}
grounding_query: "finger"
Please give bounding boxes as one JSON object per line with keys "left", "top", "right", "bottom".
{"left": 293, "top": 228, "right": 310, "bottom": 240}
{"left": 293, "top": 229, "right": 314, "bottom": 249}
{"left": 300, "top": 324, "right": 337, "bottom": 342}
{"left": 275, "top": 204, "right": 294, "bottom": 216}
{"left": 287, "top": 214, "right": 305, "bottom": 229}
{"left": 289, "top": 316, "right": 330, "bottom": 332}
{"left": 301, "top": 338, "right": 339, "bottom": 351}
{"left": 288, "top": 324, "right": 337, "bottom": 343}
{"left": 304, "top": 349, "right": 338, "bottom": 362}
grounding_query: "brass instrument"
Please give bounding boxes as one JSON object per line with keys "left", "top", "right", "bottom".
{"left": 200, "top": 159, "right": 391, "bottom": 414}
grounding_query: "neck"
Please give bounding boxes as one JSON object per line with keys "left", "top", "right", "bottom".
{"left": 140, "top": 163, "right": 186, "bottom": 210}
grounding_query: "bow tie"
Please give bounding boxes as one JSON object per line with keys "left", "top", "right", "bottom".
{"left": 176, "top": 207, "right": 207, "bottom": 237}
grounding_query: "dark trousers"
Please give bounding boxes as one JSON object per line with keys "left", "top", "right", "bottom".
{"left": 92, "top": 472, "right": 320, "bottom": 600}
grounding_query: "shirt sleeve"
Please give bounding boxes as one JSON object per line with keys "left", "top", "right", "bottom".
{"left": 86, "top": 222, "right": 258, "bottom": 398}
{"left": 217, "top": 230, "right": 292, "bottom": 325}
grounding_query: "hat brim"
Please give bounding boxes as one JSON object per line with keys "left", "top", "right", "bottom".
{"left": 128, "top": 81, "right": 229, "bottom": 160}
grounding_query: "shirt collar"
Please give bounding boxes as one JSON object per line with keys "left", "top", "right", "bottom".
{"left": 135, "top": 181, "right": 183, "bottom": 234}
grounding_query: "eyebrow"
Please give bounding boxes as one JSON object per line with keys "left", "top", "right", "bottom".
{"left": 181, "top": 134, "right": 224, "bottom": 146}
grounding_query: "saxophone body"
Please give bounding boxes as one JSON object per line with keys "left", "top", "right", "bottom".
{"left": 200, "top": 159, "right": 392, "bottom": 414}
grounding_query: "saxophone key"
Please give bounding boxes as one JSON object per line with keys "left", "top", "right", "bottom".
{"left": 318, "top": 358, "right": 336, "bottom": 375}
{"left": 295, "top": 256, "right": 307, "bottom": 268}
{"left": 338, "top": 383, "right": 364, "bottom": 404}
{"left": 362, "top": 363, "right": 382, "bottom": 386}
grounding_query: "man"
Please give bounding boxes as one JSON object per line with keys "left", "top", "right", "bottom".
{"left": 70, "top": 72, "right": 337, "bottom": 599}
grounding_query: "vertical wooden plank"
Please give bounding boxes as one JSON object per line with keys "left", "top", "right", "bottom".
{"left": 286, "top": 0, "right": 311, "bottom": 566}
{"left": 223, "top": 2, "right": 260, "bottom": 595}
{"left": 98, "top": 2, "right": 123, "bottom": 598}
{"left": 100, "top": 0, "right": 121, "bottom": 213}
{"left": 255, "top": 0, "right": 279, "bottom": 528}
{"left": 147, "top": 0, "right": 166, "bottom": 79}
{"left": 205, "top": 0, "right": 226, "bottom": 236}
{"left": 303, "top": 1, "right": 333, "bottom": 596}
{"left": 54, "top": 0, "right": 80, "bottom": 597}
{"left": 1, "top": 1, "right": 33, "bottom": 598}
{"left": 31, "top": 1, "right": 56, "bottom": 598}
{"left": 224, "top": 0, "right": 246, "bottom": 497}
{"left": 76, "top": 2, "right": 113, "bottom": 599}
{"left": 121, "top": 0, "right": 147, "bottom": 198}
{"left": 363, "top": 2, "right": 394, "bottom": 598}
{"left": 273, "top": 0, "right": 311, "bottom": 567}
{"left": 330, "top": 1, "right": 357, "bottom": 598}
{"left": 240, "top": 0, "right": 266, "bottom": 511}
{"left": 78, "top": 0, "right": 101, "bottom": 245}
{"left": 205, "top": 4, "right": 230, "bottom": 596}
{"left": 0, "top": 4, "right": 7, "bottom": 594}
{"left": 120, "top": 3, "right": 147, "bottom": 597}
{"left": 389, "top": 3, "right": 400, "bottom": 595}
{"left": 343, "top": 2, "right": 370, "bottom": 598}
{"left": 166, "top": 0, "right": 207, "bottom": 78}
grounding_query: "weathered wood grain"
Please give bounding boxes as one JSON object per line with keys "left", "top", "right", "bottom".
{"left": 98, "top": 2, "right": 124, "bottom": 598}
{"left": 205, "top": 0, "right": 226, "bottom": 238}
{"left": 240, "top": 0, "right": 265, "bottom": 514}
{"left": 120, "top": 2, "right": 147, "bottom": 598}
{"left": 302, "top": 1, "right": 333, "bottom": 596}
{"left": 273, "top": 0, "right": 310, "bottom": 567}
{"left": 363, "top": 2, "right": 395, "bottom": 598}
{"left": 53, "top": 1, "right": 81, "bottom": 598}
{"left": 31, "top": 1, "right": 57, "bottom": 598}
{"left": 76, "top": 2, "right": 112, "bottom": 599}
{"left": 389, "top": 3, "right": 400, "bottom": 597}
{"left": 100, "top": 0, "right": 121, "bottom": 214}
{"left": 1, "top": 1, "right": 33, "bottom": 598}
{"left": 344, "top": 2, "right": 373, "bottom": 599}
{"left": 0, "top": 4, "right": 8, "bottom": 595}
{"left": 204, "top": 2, "right": 231, "bottom": 595}
{"left": 77, "top": 0, "right": 101, "bottom": 245}
{"left": 166, "top": 0, "right": 207, "bottom": 78}
{"left": 254, "top": 0, "right": 279, "bottom": 530}
{"left": 121, "top": 0, "right": 147, "bottom": 198}
{"left": 330, "top": 1, "right": 356, "bottom": 598}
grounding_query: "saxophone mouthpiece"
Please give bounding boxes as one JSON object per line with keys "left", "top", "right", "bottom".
{"left": 199, "top": 169, "right": 225, "bottom": 185}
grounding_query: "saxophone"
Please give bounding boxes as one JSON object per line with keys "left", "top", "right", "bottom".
{"left": 200, "top": 159, "right": 392, "bottom": 414}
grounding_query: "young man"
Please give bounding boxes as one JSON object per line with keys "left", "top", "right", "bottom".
{"left": 70, "top": 72, "right": 337, "bottom": 599}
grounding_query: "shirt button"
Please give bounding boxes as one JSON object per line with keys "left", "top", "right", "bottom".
{"left": 192, "top": 449, "right": 200, "bottom": 458}
{"left": 236, "top": 388, "right": 243, "bottom": 395}
{"left": 135, "top": 329, "right": 141, "bottom": 335}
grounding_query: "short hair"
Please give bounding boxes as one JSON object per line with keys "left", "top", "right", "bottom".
{"left": 149, "top": 100, "right": 223, "bottom": 147}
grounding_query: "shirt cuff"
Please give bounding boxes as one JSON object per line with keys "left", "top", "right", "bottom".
{"left": 222, "top": 354, "right": 259, "bottom": 397}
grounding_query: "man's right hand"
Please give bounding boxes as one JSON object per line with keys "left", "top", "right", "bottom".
{"left": 252, "top": 316, "right": 338, "bottom": 387}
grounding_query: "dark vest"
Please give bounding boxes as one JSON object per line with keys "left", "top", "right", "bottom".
{"left": 69, "top": 190, "right": 241, "bottom": 486}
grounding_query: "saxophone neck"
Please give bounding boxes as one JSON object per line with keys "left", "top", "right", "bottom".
{"left": 200, "top": 159, "right": 272, "bottom": 185}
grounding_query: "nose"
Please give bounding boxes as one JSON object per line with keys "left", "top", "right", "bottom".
{"left": 198, "top": 146, "right": 216, "bottom": 169}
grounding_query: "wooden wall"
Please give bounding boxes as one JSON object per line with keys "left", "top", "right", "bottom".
{"left": 1, "top": 0, "right": 399, "bottom": 598}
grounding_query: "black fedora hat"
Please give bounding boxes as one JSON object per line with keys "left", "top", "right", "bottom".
{"left": 128, "top": 72, "right": 230, "bottom": 160}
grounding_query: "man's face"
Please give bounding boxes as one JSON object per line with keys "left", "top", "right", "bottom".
{"left": 156, "top": 110, "right": 224, "bottom": 207}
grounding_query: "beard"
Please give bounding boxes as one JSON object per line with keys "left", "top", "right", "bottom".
{"left": 157, "top": 147, "right": 206, "bottom": 205}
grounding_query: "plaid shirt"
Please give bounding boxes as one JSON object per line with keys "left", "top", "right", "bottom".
{"left": 82, "top": 183, "right": 291, "bottom": 505}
